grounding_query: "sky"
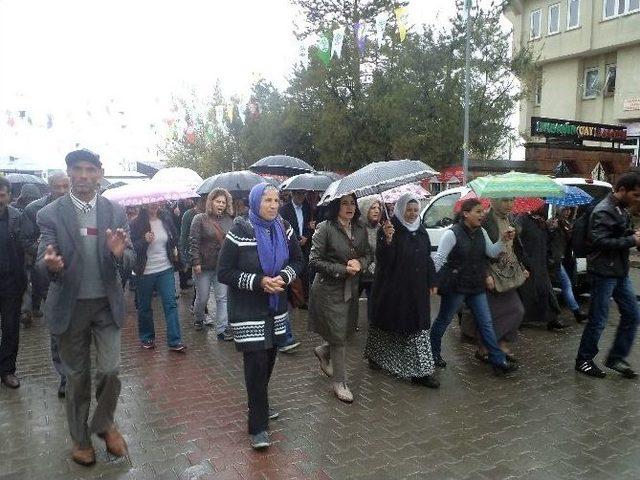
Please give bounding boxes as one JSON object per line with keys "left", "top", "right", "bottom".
{"left": 0, "top": 0, "right": 513, "bottom": 172}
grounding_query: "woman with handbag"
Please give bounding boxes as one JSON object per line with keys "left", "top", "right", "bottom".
{"left": 190, "top": 188, "right": 234, "bottom": 337}
{"left": 429, "top": 198, "right": 518, "bottom": 376}
{"left": 462, "top": 198, "right": 529, "bottom": 363}
{"left": 130, "top": 202, "right": 186, "bottom": 351}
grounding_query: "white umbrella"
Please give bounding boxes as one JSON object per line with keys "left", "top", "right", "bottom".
{"left": 152, "top": 167, "right": 203, "bottom": 190}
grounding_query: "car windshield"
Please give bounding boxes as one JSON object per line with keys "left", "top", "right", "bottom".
{"left": 422, "top": 193, "right": 461, "bottom": 228}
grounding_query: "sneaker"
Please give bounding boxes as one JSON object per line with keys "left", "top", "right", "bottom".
{"left": 547, "top": 319, "right": 569, "bottom": 331}
{"left": 217, "top": 331, "right": 234, "bottom": 341}
{"left": 250, "top": 431, "right": 270, "bottom": 450}
{"left": 433, "top": 354, "right": 447, "bottom": 369}
{"left": 411, "top": 375, "right": 440, "bottom": 389}
{"left": 604, "top": 358, "right": 638, "bottom": 379}
{"left": 169, "top": 343, "right": 187, "bottom": 352}
{"left": 141, "top": 340, "right": 155, "bottom": 349}
{"left": 278, "top": 342, "right": 301, "bottom": 353}
{"left": 203, "top": 317, "right": 215, "bottom": 326}
{"left": 268, "top": 409, "right": 279, "bottom": 420}
{"left": 333, "top": 382, "right": 354, "bottom": 403}
{"left": 575, "top": 360, "right": 606, "bottom": 378}
{"left": 193, "top": 321, "right": 203, "bottom": 331}
{"left": 492, "top": 361, "right": 519, "bottom": 376}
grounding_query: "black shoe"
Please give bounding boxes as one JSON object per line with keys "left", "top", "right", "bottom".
{"left": 268, "top": 409, "right": 279, "bottom": 420}
{"left": 58, "top": 382, "right": 66, "bottom": 398}
{"left": 573, "top": 310, "right": 588, "bottom": 323}
{"left": 575, "top": 360, "right": 606, "bottom": 378}
{"left": 474, "top": 351, "right": 491, "bottom": 365}
{"left": 492, "top": 361, "right": 518, "bottom": 376}
{"left": 433, "top": 355, "right": 447, "bottom": 369}
{"left": 505, "top": 353, "right": 519, "bottom": 364}
{"left": 411, "top": 375, "right": 440, "bottom": 389}
{"left": 547, "top": 319, "right": 569, "bottom": 331}
{"left": 367, "top": 359, "right": 382, "bottom": 370}
{"left": 604, "top": 358, "right": 638, "bottom": 379}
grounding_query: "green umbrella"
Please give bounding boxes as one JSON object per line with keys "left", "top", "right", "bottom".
{"left": 467, "top": 171, "right": 565, "bottom": 199}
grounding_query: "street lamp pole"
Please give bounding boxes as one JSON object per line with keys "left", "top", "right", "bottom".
{"left": 463, "top": 0, "right": 471, "bottom": 185}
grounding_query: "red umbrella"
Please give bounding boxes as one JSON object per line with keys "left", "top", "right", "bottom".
{"left": 454, "top": 191, "right": 491, "bottom": 213}
{"left": 512, "top": 197, "right": 545, "bottom": 214}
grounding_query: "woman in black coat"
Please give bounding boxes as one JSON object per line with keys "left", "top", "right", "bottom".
{"left": 364, "top": 193, "right": 439, "bottom": 388}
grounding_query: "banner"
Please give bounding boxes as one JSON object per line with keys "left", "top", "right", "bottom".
{"left": 395, "top": 7, "right": 409, "bottom": 42}
{"left": 331, "top": 26, "right": 345, "bottom": 58}
{"left": 315, "top": 34, "right": 331, "bottom": 66}
{"left": 354, "top": 21, "right": 367, "bottom": 55}
{"left": 226, "top": 104, "right": 234, "bottom": 123}
{"left": 375, "top": 13, "right": 387, "bottom": 47}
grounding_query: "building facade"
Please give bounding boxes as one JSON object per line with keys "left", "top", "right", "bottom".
{"left": 504, "top": 0, "right": 640, "bottom": 161}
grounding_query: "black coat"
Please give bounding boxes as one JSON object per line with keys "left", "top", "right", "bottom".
{"left": 280, "top": 201, "right": 313, "bottom": 241}
{"left": 130, "top": 210, "right": 180, "bottom": 276}
{"left": 371, "top": 217, "right": 436, "bottom": 335}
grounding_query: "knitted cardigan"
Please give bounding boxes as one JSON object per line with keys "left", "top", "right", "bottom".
{"left": 217, "top": 216, "right": 304, "bottom": 352}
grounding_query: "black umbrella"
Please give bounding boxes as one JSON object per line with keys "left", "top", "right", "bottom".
{"left": 197, "top": 170, "right": 267, "bottom": 195}
{"left": 280, "top": 172, "right": 336, "bottom": 192}
{"left": 5, "top": 173, "right": 47, "bottom": 185}
{"left": 319, "top": 159, "right": 438, "bottom": 206}
{"left": 249, "top": 155, "right": 314, "bottom": 177}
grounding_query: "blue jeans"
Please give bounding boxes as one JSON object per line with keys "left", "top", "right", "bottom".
{"left": 558, "top": 264, "right": 579, "bottom": 312}
{"left": 136, "top": 268, "right": 182, "bottom": 347}
{"left": 194, "top": 269, "right": 228, "bottom": 334}
{"left": 430, "top": 292, "right": 506, "bottom": 366}
{"left": 577, "top": 274, "right": 640, "bottom": 364}
{"left": 281, "top": 307, "right": 297, "bottom": 346}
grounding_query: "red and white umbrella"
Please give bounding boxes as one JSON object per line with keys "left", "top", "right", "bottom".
{"left": 360, "top": 183, "right": 430, "bottom": 204}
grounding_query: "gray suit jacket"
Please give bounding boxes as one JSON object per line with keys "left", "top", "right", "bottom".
{"left": 36, "top": 194, "right": 136, "bottom": 335}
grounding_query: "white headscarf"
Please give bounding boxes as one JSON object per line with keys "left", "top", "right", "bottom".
{"left": 394, "top": 192, "right": 421, "bottom": 232}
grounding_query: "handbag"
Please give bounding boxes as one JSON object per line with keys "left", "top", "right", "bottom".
{"left": 489, "top": 252, "right": 527, "bottom": 293}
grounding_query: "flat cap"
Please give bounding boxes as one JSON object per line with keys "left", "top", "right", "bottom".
{"left": 65, "top": 149, "right": 102, "bottom": 168}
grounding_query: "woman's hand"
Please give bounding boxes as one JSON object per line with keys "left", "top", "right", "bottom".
{"left": 346, "top": 259, "right": 361, "bottom": 276}
{"left": 192, "top": 265, "right": 202, "bottom": 275}
{"left": 261, "top": 276, "right": 285, "bottom": 294}
{"left": 144, "top": 231, "right": 155, "bottom": 243}
{"left": 382, "top": 221, "right": 395, "bottom": 244}
{"left": 486, "top": 275, "right": 495, "bottom": 291}
{"left": 523, "top": 269, "right": 530, "bottom": 279}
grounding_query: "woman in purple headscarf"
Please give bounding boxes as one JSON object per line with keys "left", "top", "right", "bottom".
{"left": 217, "top": 183, "right": 303, "bottom": 450}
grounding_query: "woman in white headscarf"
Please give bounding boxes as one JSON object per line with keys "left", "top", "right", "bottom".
{"left": 356, "top": 197, "right": 382, "bottom": 328}
{"left": 364, "top": 193, "right": 439, "bottom": 388}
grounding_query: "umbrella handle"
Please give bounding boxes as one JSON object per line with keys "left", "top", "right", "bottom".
{"left": 377, "top": 187, "right": 390, "bottom": 221}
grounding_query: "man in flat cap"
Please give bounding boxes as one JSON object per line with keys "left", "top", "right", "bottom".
{"left": 36, "top": 149, "right": 136, "bottom": 466}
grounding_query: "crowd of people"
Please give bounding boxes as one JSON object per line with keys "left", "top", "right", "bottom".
{"left": 1, "top": 148, "right": 640, "bottom": 462}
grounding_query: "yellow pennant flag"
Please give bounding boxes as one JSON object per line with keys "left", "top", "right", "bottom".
{"left": 395, "top": 7, "right": 409, "bottom": 42}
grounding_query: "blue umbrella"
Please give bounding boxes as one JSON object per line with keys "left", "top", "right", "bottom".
{"left": 546, "top": 185, "right": 593, "bottom": 207}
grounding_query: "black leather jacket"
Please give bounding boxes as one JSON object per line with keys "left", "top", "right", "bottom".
{"left": 587, "top": 194, "right": 636, "bottom": 278}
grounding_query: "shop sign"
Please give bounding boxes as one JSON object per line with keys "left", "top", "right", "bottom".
{"left": 623, "top": 98, "right": 640, "bottom": 112}
{"left": 531, "top": 116, "right": 627, "bottom": 142}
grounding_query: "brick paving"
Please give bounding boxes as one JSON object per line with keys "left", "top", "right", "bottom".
{"left": 2, "top": 274, "right": 640, "bottom": 480}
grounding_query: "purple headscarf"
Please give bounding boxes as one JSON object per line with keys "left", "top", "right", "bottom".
{"left": 248, "top": 183, "right": 290, "bottom": 312}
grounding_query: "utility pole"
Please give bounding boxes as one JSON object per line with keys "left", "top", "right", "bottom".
{"left": 463, "top": 0, "right": 472, "bottom": 185}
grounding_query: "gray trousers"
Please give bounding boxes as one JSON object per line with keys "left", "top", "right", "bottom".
{"left": 317, "top": 342, "right": 347, "bottom": 383}
{"left": 50, "top": 334, "right": 66, "bottom": 386}
{"left": 58, "top": 298, "right": 122, "bottom": 447}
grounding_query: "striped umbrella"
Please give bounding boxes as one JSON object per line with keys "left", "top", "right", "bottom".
{"left": 468, "top": 171, "right": 565, "bottom": 199}
{"left": 546, "top": 185, "right": 593, "bottom": 207}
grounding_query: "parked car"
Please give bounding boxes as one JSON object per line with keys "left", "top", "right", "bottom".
{"left": 420, "top": 177, "right": 612, "bottom": 292}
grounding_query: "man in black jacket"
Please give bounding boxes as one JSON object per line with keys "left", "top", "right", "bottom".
{"left": 0, "top": 176, "right": 28, "bottom": 389}
{"left": 20, "top": 172, "right": 70, "bottom": 395}
{"left": 576, "top": 173, "right": 640, "bottom": 378}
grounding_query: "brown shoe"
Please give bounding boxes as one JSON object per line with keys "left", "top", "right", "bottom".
{"left": 1, "top": 374, "right": 20, "bottom": 389}
{"left": 71, "top": 445, "right": 96, "bottom": 466}
{"left": 98, "top": 426, "right": 128, "bottom": 457}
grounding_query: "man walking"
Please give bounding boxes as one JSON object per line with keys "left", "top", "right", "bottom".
{"left": 576, "top": 172, "right": 640, "bottom": 378}
{"left": 21, "top": 172, "right": 71, "bottom": 396}
{"left": 0, "top": 176, "right": 27, "bottom": 389}
{"left": 36, "top": 149, "right": 135, "bottom": 466}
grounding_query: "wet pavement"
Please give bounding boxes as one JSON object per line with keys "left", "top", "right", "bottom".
{"left": 2, "top": 272, "right": 640, "bottom": 480}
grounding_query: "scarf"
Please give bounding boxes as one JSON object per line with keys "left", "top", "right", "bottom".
{"left": 248, "top": 183, "right": 290, "bottom": 312}
{"left": 394, "top": 192, "right": 421, "bottom": 232}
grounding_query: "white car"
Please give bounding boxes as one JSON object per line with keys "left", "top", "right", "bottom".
{"left": 420, "top": 177, "right": 613, "bottom": 289}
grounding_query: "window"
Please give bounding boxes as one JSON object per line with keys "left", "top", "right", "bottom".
{"left": 548, "top": 4, "right": 561, "bottom": 33}
{"left": 603, "top": 0, "right": 639, "bottom": 19}
{"left": 530, "top": 9, "right": 542, "bottom": 39}
{"left": 567, "top": 0, "right": 581, "bottom": 29}
{"left": 534, "top": 77, "right": 543, "bottom": 105}
{"left": 583, "top": 68, "right": 599, "bottom": 99}
{"left": 604, "top": 64, "right": 616, "bottom": 95}
{"left": 422, "top": 193, "right": 460, "bottom": 229}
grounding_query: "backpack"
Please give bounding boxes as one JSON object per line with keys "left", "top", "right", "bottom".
{"left": 571, "top": 205, "right": 595, "bottom": 257}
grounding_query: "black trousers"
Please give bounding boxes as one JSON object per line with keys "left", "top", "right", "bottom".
{"left": 243, "top": 348, "right": 277, "bottom": 434}
{"left": 0, "top": 286, "right": 23, "bottom": 376}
